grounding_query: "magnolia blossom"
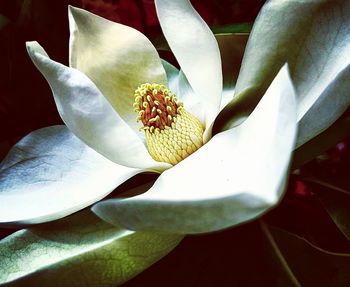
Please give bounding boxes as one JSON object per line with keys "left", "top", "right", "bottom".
{"left": 1, "top": 0, "right": 349, "bottom": 234}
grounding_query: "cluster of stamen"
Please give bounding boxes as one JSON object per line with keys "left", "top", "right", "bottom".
{"left": 134, "top": 83, "right": 183, "bottom": 132}
{"left": 134, "top": 83, "right": 204, "bottom": 165}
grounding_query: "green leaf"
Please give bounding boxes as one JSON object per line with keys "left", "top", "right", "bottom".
{"left": 213, "top": 85, "right": 260, "bottom": 134}
{"left": 302, "top": 176, "right": 350, "bottom": 240}
{"left": 154, "top": 24, "right": 251, "bottom": 52}
{"left": 216, "top": 33, "right": 248, "bottom": 94}
{"left": 125, "top": 220, "right": 300, "bottom": 286}
{"left": 0, "top": 15, "right": 10, "bottom": 30}
{"left": 124, "top": 219, "right": 350, "bottom": 286}
{"left": 211, "top": 23, "right": 252, "bottom": 34}
{"left": 0, "top": 210, "right": 183, "bottom": 287}
{"left": 213, "top": 33, "right": 249, "bottom": 126}
{"left": 262, "top": 221, "right": 350, "bottom": 287}
{"left": 292, "top": 115, "right": 350, "bottom": 169}
{"left": 259, "top": 222, "right": 301, "bottom": 287}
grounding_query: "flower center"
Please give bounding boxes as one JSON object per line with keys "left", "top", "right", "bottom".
{"left": 134, "top": 83, "right": 204, "bottom": 165}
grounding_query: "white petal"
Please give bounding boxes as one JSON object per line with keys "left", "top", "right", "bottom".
{"left": 176, "top": 70, "right": 205, "bottom": 127}
{"left": 26, "top": 41, "right": 170, "bottom": 171}
{"left": 235, "top": 0, "right": 350, "bottom": 146}
{"left": 161, "top": 59, "right": 179, "bottom": 94}
{"left": 0, "top": 126, "right": 139, "bottom": 226}
{"left": 220, "top": 87, "right": 235, "bottom": 111}
{"left": 296, "top": 63, "right": 350, "bottom": 147}
{"left": 92, "top": 65, "right": 297, "bottom": 234}
{"left": 155, "top": 0, "right": 222, "bottom": 128}
{"left": 161, "top": 60, "right": 206, "bottom": 140}
{"left": 69, "top": 6, "right": 167, "bottom": 133}
{"left": 162, "top": 61, "right": 205, "bottom": 127}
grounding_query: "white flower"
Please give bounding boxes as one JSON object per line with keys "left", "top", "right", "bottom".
{"left": 1, "top": 0, "right": 348, "bottom": 234}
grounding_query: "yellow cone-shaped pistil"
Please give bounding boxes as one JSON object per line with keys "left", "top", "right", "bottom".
{"left": 134, "top": 83, "right": 203, "bottom": 165}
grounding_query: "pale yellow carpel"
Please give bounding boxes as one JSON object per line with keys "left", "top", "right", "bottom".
{"left": 134, "top": 83, "right": 203, "bottom": 165}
